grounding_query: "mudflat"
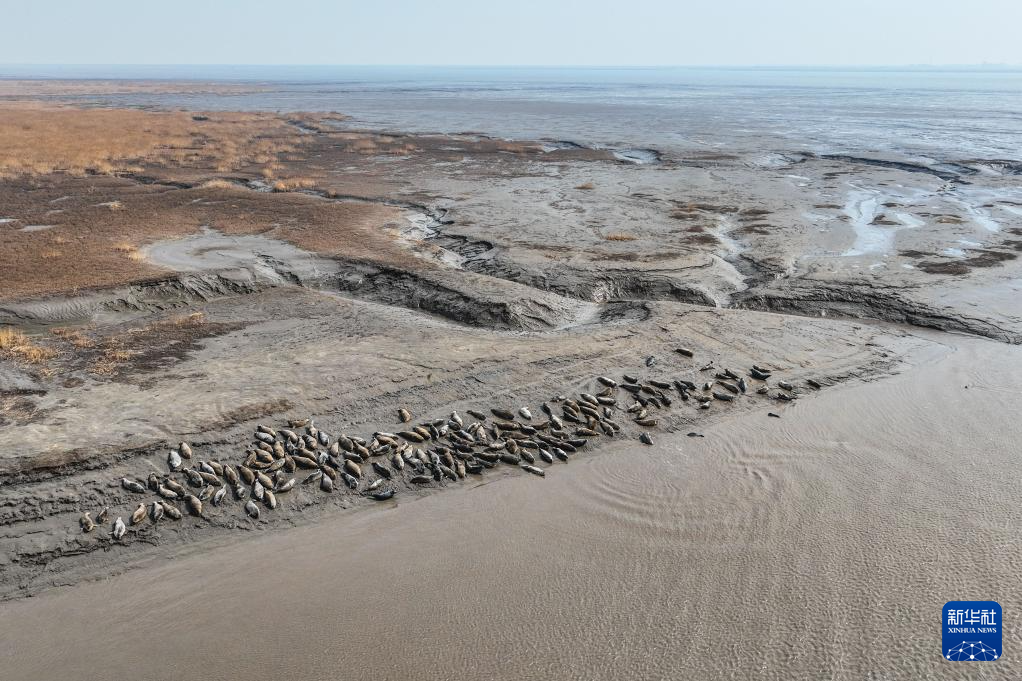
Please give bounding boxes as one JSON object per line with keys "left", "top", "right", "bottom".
{"left": 1, "top": 78, "right": 1020, "bottom": 680}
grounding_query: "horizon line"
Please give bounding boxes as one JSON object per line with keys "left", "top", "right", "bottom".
{"left": 2, "top": 63, "right": 1021, "bottom": 70}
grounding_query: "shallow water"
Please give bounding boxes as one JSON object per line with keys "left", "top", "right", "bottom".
{"left": 6, "top": 66, "right": 1021, "bottom": 161}
{"left": 2, "top": 334, "right": 1019, "bottom": 680}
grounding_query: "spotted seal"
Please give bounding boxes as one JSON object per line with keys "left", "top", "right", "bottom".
{"left": 185, "top": 495, "right": 203, "bottom": 517}
{"left": 121, "top": 478, "right": 146, "bottom": 494}
{"left": 160, "top": 501, "right": 182, "bottom": 520}
{"left": 521, "top": 463, "right": 545, "bottom": 477}
{"left": 112, "top": 517, "right": 127, "bottom": 540}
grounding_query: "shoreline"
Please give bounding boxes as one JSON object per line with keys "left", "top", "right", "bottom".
{"left": 2, "top": 331, "right": 1017, "bottom": 680}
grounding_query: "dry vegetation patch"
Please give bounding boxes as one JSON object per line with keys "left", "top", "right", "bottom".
{"left": 0, "top": 175, "right": 409, "bottom": 300}
{"left": 0, "top": 105, "right": 314, "bottom": 178}
{"left": 0, "top": 328, "right": 56, "bottom": 364}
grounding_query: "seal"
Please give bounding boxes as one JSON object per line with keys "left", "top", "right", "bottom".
{"left": 161, "top": 501, "right": 182, "bottom": 520}
{"left": 768, "top": 412, "right": 781, "bottom": 418}
{"left": 179, "top": 442, "right": 193, "bottom": 459}
{"left": 265, "top": 490, "right": 278, "bottom": 509}
{"left": 410, "top": 474, "right": 433, "bottom": 484}
{"left": 370, "top": 490, "right": 395, "bottom": 501}
{"left": 597, "top": 376, "right": 617, "bottom": 387}
{"left": 157, "top": 485, "right": 179, "bottom": 500}
{"left": 675, "top": 347, "right": 694, "bottom": 358}
{"left": 519, "top": 407, "right": 533, "bottom": 420}
{"left": 491, "top": 408, "right": 515, "bottom": 421}
{"left": 372, "top": 461, "right": 392, "bottom": 479}
{"left": 521, "top": 463, "right": 545, "bottom": 477}
{"left": 806, "top": 379, "right": 822, "bottom": 389}
{"left": 639, "top": 432, "right": 653, "bottom": 445}
{"left": 212, "top": 486, "right": 228, "bottom": 506}
{"left": 244, "top": 500, "right": 260, "bottom": 519}
{"left": 112, "top": 517, "right": 127, "bottom": 540}
{"left": 80, "top": 512, "right": 95, "bottom": 533}
{"left": 256, "top": 471, "right": 274, "bottom": 490}
{"left": 467, "top": 409, "right": 487, "bottom": 421}
{"left": 238, "top": 465, "right": 255, "bottom": 486}
{"left": 777, "top": 381, "right": 794, "bottom": 391}
{"left": 713, "top": 391, "right": 735, "bottom": 402}
{"left": 185, "top": 495, "right": 203, "bottom": 517}
{"left": 130, "top": 503, "right": 147, "bottom": 525}
{"left": 399, "top": 430, "right": 425, "bottom": 443}
{"left": 121, "top": 478, "right": 147, "bottom": 494}
{"left": 150, "top": 501, "right": 164, "bottom": 521}
{"left": 168, "top": 450, "right": 183, "bottom": 471}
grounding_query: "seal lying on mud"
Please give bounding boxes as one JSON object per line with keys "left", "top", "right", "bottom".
{"left": 82, "top": 345, "right": 814, "bottom": 539}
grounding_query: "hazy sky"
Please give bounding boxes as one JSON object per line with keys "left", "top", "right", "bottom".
{"left": 3, "top": 0, "right": 1020, "bottom": 66}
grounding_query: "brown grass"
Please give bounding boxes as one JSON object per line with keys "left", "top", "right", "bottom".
{"left": 0, "top": 105, "right": 310, "bottom": 179}
{"left": 0, "top": 328, "right": 56, "bottom": 363}
{"left": 271, "top": 177, "right": 316, "bottom": 192}
{"left": 51, "top": 327, "right": 95, "bottom": 349}
{"left": 200, "top": 179, "right": 238, "bottom": 190}
{"left": 604, "top": 233, "right": 638, "bottom": 241}
{"left": 0, "top": 177, "right": 408, "bottom": 301}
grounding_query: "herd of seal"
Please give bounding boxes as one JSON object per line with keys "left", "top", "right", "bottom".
{"left": 78, "top": 347, "right": 814, "bottom": 539}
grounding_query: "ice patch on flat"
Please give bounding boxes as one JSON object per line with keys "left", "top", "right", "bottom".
{"left": 612, "top": 148, "right": 659, "bottom": 164}
{"left": 892, "top": 212, "right": 925, "bottom": 228}
{"left": 841, "top": 188, "right": 886, "bottom": 256}
{"left": 841, "top": 186, "right": 924, "bottom": 257}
